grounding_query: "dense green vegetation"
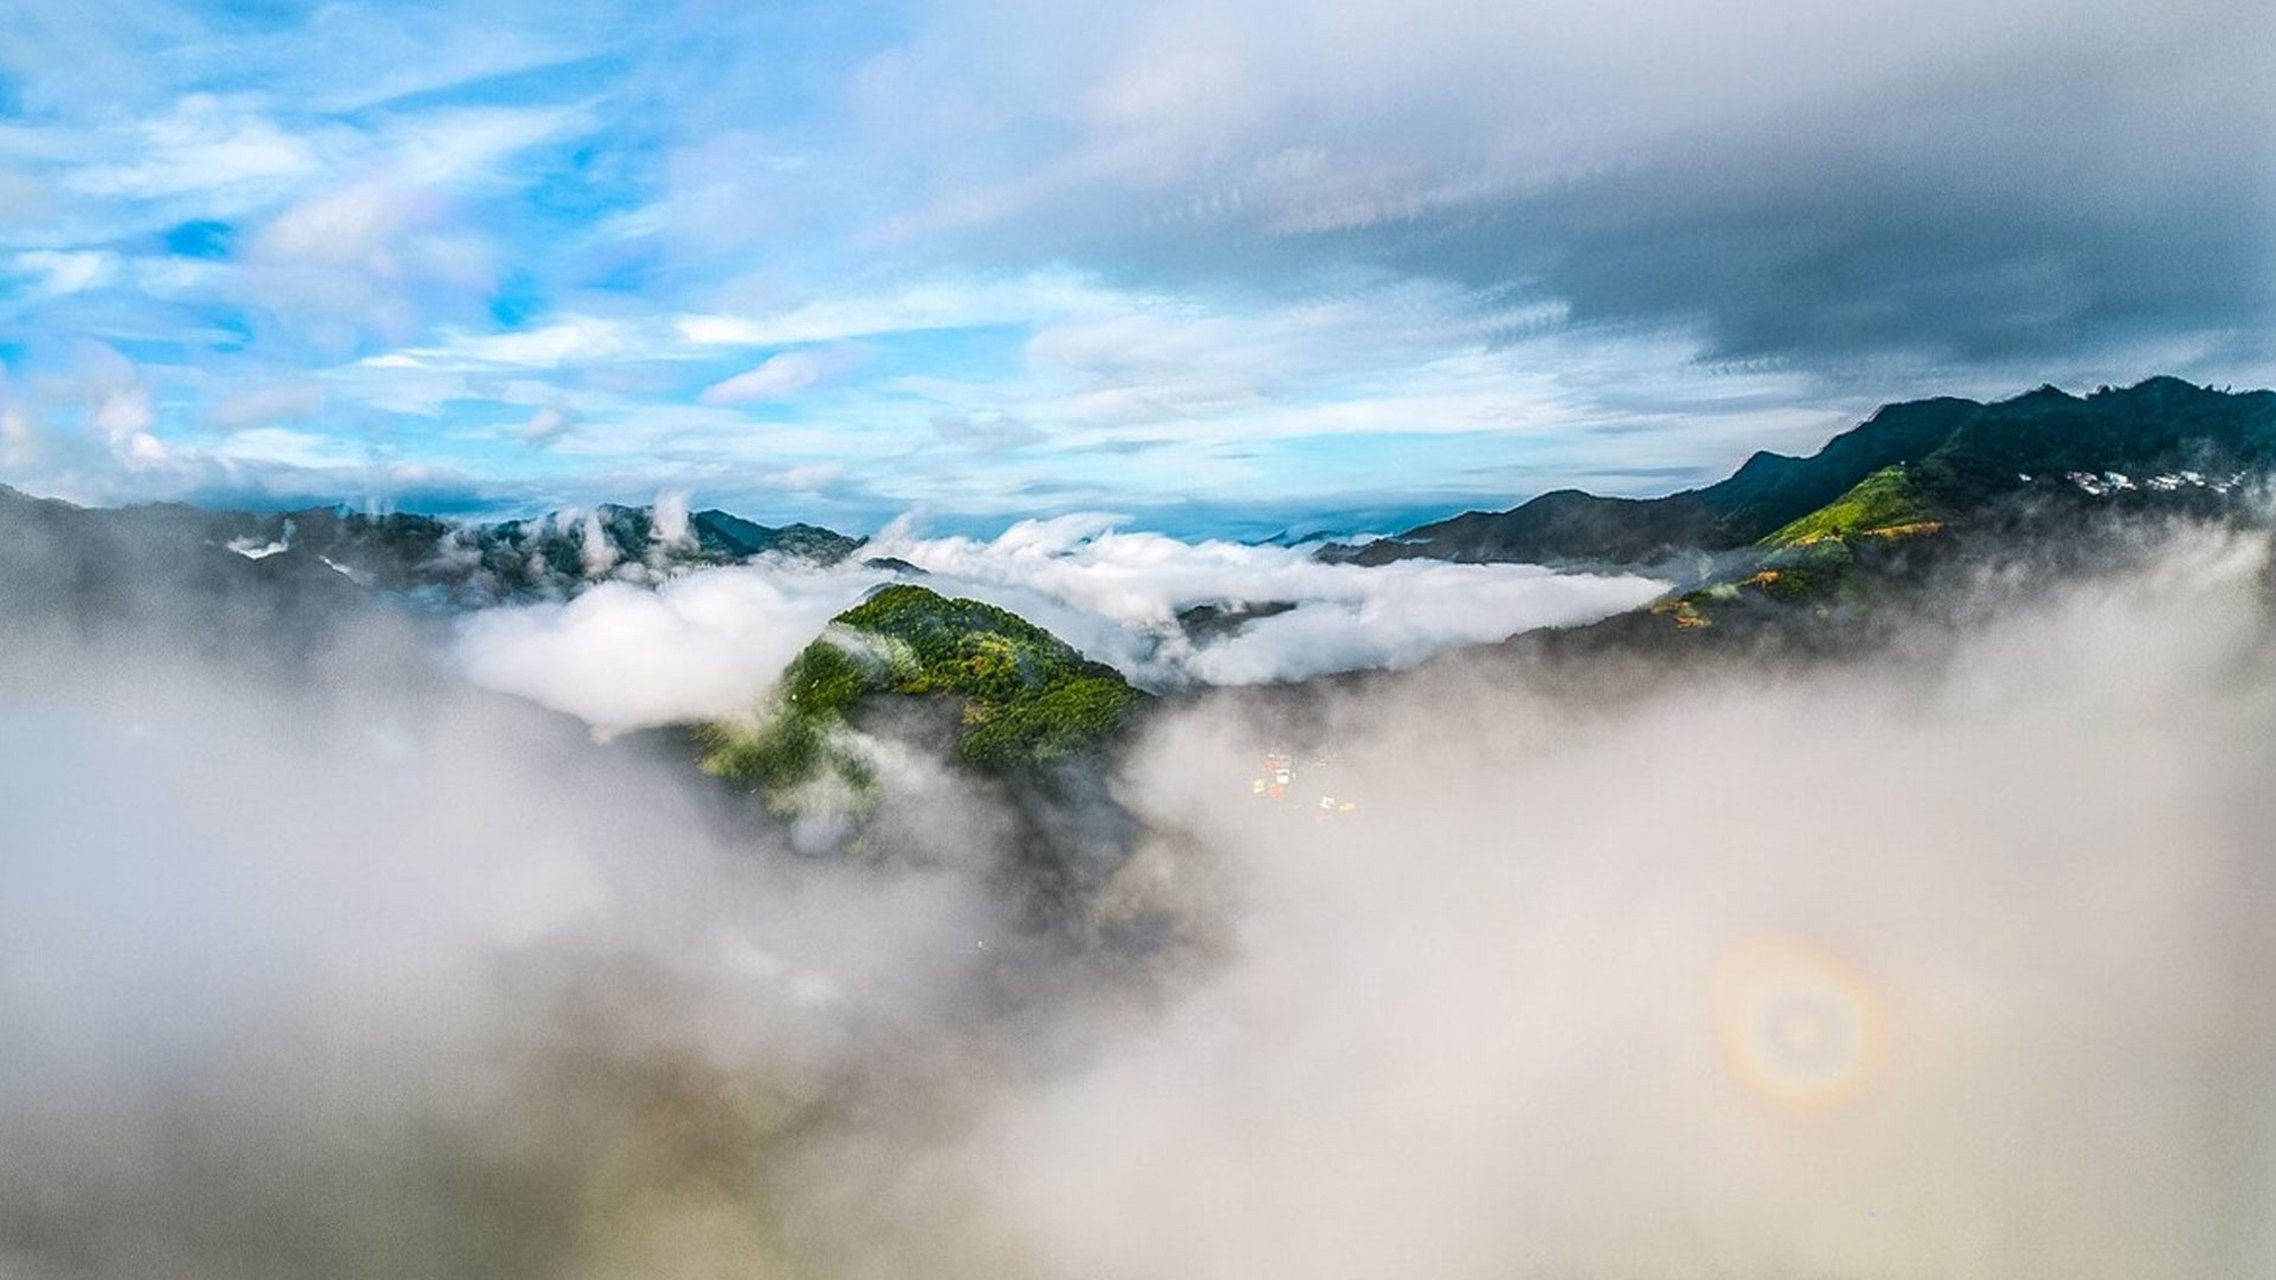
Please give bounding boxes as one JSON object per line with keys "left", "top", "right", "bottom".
{"left": 697, "top": 641, "right": 880, "bottom": 807}
{"left": 1352, "top": 378, "right": 2276, "bottom": 566}
{"left": 701, "top": 584, "right": 1146, "bottom": 804}
{"left": 688, "top": 509, "right": 863, "bottom": 563}
{"left": 1655, "top": 468, "right": 1936, "bottom": 627}
{"left": 1912, "top": 378, "right": 2276, "bottom": 506}
{"left": 1760, "top": 466, "right": 1941, "bottom": 548}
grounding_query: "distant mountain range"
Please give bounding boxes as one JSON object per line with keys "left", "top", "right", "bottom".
{"left": 0, "top": 486, "right": 865, "bottom": 606}
{"left": 1332, "top": 377, "right": 2276, "bottom": 567}
{"left": 8, "top": 372, "right": 2276, "bottom": 834}
{"left": 6, "top": 374, "right": 2273, "bottom": 655}
{"left": 9, "top": 376, "right": 2269, "bottom": 615}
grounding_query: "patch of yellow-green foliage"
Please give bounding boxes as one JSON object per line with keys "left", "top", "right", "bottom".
{"left": 1753, "top": 537, "right": 1857, "bottom": 599}
{"left": 1760, "top": 465, "right": 1940, "bottom": 548}
{"left": 701, "top": 585, "right": 1145, "bottom": 802}
{"left": 1656, "top": 531, "right": 1862, "bottom": 630}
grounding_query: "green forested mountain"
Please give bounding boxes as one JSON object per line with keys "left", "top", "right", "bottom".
{"left": 698, "top": 584, "right": 1146, "bottom": 808}
{"left": 1344, "top": 378, "right": 2275, "bottom": 566}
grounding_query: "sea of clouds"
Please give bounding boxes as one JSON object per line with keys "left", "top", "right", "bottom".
{"left": 452, "top": 513, "right": 1670, "bottom": 731}
{"left": 3, "top": 515, "right": 2273, "bottom": 1277}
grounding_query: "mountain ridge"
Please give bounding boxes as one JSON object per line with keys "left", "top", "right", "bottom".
{"left": 0, "top": 484, "right": 867, "bottom": 605}
{"left": 1333, "top": 378, "right": 2275, "bottom": 567}
{"left": 696, "top": 583, "right": 1147, "bottom": 813}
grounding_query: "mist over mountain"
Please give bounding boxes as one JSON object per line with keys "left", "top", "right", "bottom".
{"left": 0, "top": 486, "right": 866, "bottom": 606}
{"left": 7, "top": 396, "right": 2276, "bottom": 1274}
{"left": 4, "top": 0, "right": 2270, "bottom": 1266}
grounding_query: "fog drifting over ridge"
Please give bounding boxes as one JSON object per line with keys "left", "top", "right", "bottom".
{"left": 452, "top": 513, "right": 1669, "bottom": 730}
{"left": 4, "top": 515, "right": 2274, "bottom": 1276}
{"left": 979, "top": 526, "right": 2276, "bottom": 1279}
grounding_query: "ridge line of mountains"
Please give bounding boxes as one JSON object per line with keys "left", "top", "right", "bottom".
{"left": 8, "top": 374, "right": 2270, "bottom": 873}
{"left": 3, "top": 376, "right": 2271, "bottom": 614}
{"left": 0, "top": 484, "right": 871, "bottom": 606}
{"left": 1333, "top": 375, "right": 2276, "bottom": 567}
{"left": 6, "top": 374, "right": 2275, "bottom": 807}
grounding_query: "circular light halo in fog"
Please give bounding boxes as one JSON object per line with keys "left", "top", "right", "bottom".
{"left": 1713, "top": 936, "right": 1885, "bottom": 1109}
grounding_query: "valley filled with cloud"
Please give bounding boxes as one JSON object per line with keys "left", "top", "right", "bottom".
{"left": 452, "top": 514, "right": 1668, "bottom": 728}
{"left": 3, "top": 0, "right": 2271, "bottom": 1274}
{"left": 4, "top": 509, "right": 2272, "bottom": 1277}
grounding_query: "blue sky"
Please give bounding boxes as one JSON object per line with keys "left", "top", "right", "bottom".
{"left": 0, "top": 0, "right": 2268, "bottom": 535}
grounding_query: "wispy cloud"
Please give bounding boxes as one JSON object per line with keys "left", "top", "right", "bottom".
{"left": 698, "top": 346, "right": 865, "bottom": 405}
{"left": 64, "top": 94, "right": 328, "bottom": 202}
{"left": 0, "top": 0, "right": 2265, "bottom": 526}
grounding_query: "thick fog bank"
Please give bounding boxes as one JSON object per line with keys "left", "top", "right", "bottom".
{"left": 954, "top": 524, "right": 2276, "bottom": 1279}
{"left": 3, "top": 521, "right": 2274, "bottom": 1277}
{"left": 0, "top": 601, "right": 1086, "bottom": 1279}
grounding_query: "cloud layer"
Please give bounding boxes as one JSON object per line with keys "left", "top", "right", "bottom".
{"left": 5, "top": 506, "right": 2274, "bottom": 1277}
{"left": 941, "top": 525, "right": 2276, "bottom": 1278}
{"left": 450, "top": 516, "right": 1668, "bottom": 729}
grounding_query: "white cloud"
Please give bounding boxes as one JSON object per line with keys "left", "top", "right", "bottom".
{"left": 652, "top": 489, "right": 694, "bottom": 548}
{"left": 453, "top": 513, "right": 1663, "bottom": 732}
{"left": 213, "top": 427, "right": 367, "bottom": 470}
{"left": 576, "top": 509, "right": 620, "bottom": 577}
{"left": 253, "top": 182, "right": 440, "bottom": 269}
{"left": 772, "top": 463, "right": 846, "bottom": 491}
{"left": 699, "top": 354, "right": 811, "bottom": 405}
{"left": 66, "top": 94, "right": 326, "bottom": 203}
{"left": 698, "top": 348, "right": 863, "bottom": 405}
{"left": 516, "top": 404, "right": 574, "bottom": 445}
{"left": 207, "top": 381, "right": 327, "bottom": 428}
{"left": 10, "top": 249, "right": 120, "bottom": 296}
{"left": 674, "top": 272, "right": 1112, "bottom": 347}
{"left": 380, "top": 102, "right": 594, "bottom": 188}
{"left": 0, "top": 405, "right": 36, "bottom": 468}
{"left": 121, "top": 429, "right": 171, "bottom": 468}
{"left": 453, "top": 569, "right": 877, "bottom": 730}
{"left": 360, "top": 316, "right": 644, "bottom": 371}
{"left": 248, "top": 182, "right": 489, "bottom": 295}
{"left": 90, "top": 387, "right": 154, "bottom": 443}
{"left": 234, "top": 180, "right": 498, "bottom": 351}
{"left": 865, "top": 515, "right": 1668, "bottom": 685}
